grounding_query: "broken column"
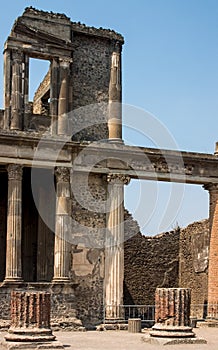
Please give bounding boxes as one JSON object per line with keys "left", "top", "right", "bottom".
{"left": 4, "top": 291, "right": 65, "bottom": 349}
{"left": 105, "top": 174, "right": 130, "bottom": 322}
{"left": 150, "top": 288, "right": 194, "bottom": 338}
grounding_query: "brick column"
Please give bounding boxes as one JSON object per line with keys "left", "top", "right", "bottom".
{"left": 108, "top": 42, "right": 122, "bottom": 143}
{"left": 204, "top": 183, "right": 218, "bottom": 318}
{"left": 10, "top": 50, "right": 23, "bottom": 130}
{"left": 105, "top": 174, "right": 130, "bottom": 322}
{"left": 4, "top": 164, "right": 23, "bottom": 283}
{"left": 53, "top": 167, "right": 71, "bottom": 283}
{"left": 150, "top": 288, "right": 194, "bottom": 338}
{"left": 5, "top": 291, "right": 57, "bottom": 343}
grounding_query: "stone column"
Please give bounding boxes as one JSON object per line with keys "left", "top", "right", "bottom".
{"left": 3, "top": 49, "right": 12, "bottom": 129}
{"left": 150, "top": 288, "right": 194, "bottom": 338}
{"left": 108, "top": 42, "right": 122, "bottom": 142}
{"left": 204, "top": 183, "right": 218, "bottom": 318}
{"left": 50, "top": 59, "right": 59, "bottom": 135}
{"left": 105, "top": 174, "right": 130, "bottom": 322}
{"left": 53, "top": 167, "right": 71, "bottom": 283}
{"left": 4, "top": 164, "right": 23, "bottom": 283}
{"left": 10, "top": 50, "right": 23, "bottom": 130}
{"left": 5, "top": 291, "right": 57, "bottom": 343}
{"left": 58, "top": 59, "right": 71, "bottom": 136}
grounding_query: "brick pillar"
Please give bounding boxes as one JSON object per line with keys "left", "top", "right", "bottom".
{"left": 150, "top": 288, "right": 194, "bottom": 338}
{"left": 5, "top": 291, "right": 56, "bottom": 342}
{"left": 4, "top": 164, "right": 23, "bottom": 283}
{"left": 204, "top": 183, "right": 218, "bottom": 318}
{"left": 105, "top": 174, "right": 130, "bottom": 322}
{"left": 53, "top": 167, "right": 71, "bottom": 283}
{"left": 108, "top": 41, "right": 122, "bottom": 143}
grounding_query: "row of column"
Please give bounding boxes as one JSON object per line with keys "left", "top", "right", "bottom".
{"left": 3, "top": 42, "right": 123, "bottom": 142}
{"left": 3, "top": 164, "right": 71, "bottom": 284}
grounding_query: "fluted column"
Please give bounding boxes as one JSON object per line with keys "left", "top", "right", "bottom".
{"left": 10, "top": 50, "right": 23, "bottom": 130}
{"left": 204, "top": 183, "right": 218, "bottom": 318}
{"left": 105, "top": 174, "right": 130, "bottom": 321}
{"left": 108, "top": 42, "right": 122, "bottom": 142}
{"left": 4, "top": 164, "right": 23, "bottom": 282}
{"left": 50, "top": 59, "right": 59, "bottom": 135}
{"left": 5, "top": 291, "right": 56, "bottom": 343}
{"left": 53, "top": 167, "right": 71, "bottom": 283}
{"left": 3, "top": 49, "right": 12, "bottom": 129}
{"left": 150, "top": 288, "right": 194, "bottom": 338}
{"left": 58, "top": 59, "right": 71, "bottom": 136}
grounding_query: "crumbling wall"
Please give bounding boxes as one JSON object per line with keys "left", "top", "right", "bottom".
{"left": 124, "top": 229, "right": 180, "bottom": 306}
{"left": 179, "top": 219, "right": 209, "bottom": 318}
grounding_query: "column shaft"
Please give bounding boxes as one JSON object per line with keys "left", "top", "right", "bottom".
{"left": 105, "top": 174, "right": 130, "bottom": 321}
{"left": 53, "top": 167, "right": 71, "bottom": 282}
{"left": 108, "top": 42, "right": 122, "bottom": 142}
{"left": 10, "top": 50, "right": 23, "bottom": 130}
{"left": 4, "top": 164, "right": 23, "bottom": 282}
{"left": 50, "top": 59, "right": 59, "bottom": 135}
{"left": 58, "top": 59, "right": 70, "bottom": 136}
{"left": 3, "top": 49, "right": 12, "bottom": 129}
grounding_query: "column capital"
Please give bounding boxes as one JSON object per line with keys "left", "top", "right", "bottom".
{"left": 7, "top": 164, "right": 23, "bottom": 181}
{"left": 55, "top": 167, "right": 70, "bottom": 183}
{"left": 12, "top": 50, "right": 23, "bottom": 64}
{"left": 107, "top": 173, "right": 130, "bottom": 185}
{"left": 203, "top": 183, "right": 218, "bottom": 192}
{"left": 59, "top": 57, "right": 72, "bottom": 68}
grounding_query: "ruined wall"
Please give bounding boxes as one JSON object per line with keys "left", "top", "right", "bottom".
{"left": 70, "top": 173, "right": 107, "bottom": 327}
{"left": 179, "top": 219, "right": 209, "bottom": 318}
{"left": 124, "top": 229, "right": 180, "bottom": 306}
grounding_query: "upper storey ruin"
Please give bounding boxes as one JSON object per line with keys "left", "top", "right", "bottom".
{"left": 2, "top": 7, "right": 124, "bottom": 141}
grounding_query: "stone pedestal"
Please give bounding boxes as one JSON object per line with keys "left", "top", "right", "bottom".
{"left": 150, "top": 288, "right": 194, "bottom": 338}
{"left": 3, "top": 291, "right": 64, "bottom": 349}
{"left": 128, "top": 318, "right": 141, "bottom": 333}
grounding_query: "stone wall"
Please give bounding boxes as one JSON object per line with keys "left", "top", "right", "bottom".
{"left": 124, "top": 229, "right": 180, "bottom": 306}
{"left": 179, "top": 219, "right": 209, "bottom": 318}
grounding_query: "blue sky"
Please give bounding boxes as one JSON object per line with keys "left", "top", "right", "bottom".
{"left": 1, "top": 0, "right": 218, "bottom": 235}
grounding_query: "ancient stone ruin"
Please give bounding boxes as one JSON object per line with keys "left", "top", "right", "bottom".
{"left": 0, "top": 7, "right": 218, "bottom": 332}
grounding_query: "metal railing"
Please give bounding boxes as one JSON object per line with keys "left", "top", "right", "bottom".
{"left": 104, "top": 303, "right": 218, "bottom": 323}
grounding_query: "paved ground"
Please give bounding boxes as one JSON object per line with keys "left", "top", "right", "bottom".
{"left": 1, "top": 327, "right": 218, "bottom": 349}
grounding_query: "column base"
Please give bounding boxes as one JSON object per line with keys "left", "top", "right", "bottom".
{"left": 52, "top": 277, "right": 71, "bottom": 284}
{"left": 150, "top": 324, "right": 195, "bottom": 338}
{"left": 108, "top": 138, "right": 124, "bottom": 144}
{"left": 2, "top": 278, "right": 24, "bottom": 285}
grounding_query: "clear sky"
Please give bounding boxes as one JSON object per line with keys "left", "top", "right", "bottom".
{"left": 1, "top": 0, "right": 218, "bottom": 235}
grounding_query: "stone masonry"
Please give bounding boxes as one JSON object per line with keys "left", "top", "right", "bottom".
{"left": 0, "top": 6, "right": 218, "bottom": 331}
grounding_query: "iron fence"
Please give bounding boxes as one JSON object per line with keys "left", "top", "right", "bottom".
{"left": 104, "top": 303, "right": 218, "bottom": 323}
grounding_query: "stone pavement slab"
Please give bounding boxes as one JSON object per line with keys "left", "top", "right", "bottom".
{"left": 0, "top": 327, "right": 218, "bottom": 350}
